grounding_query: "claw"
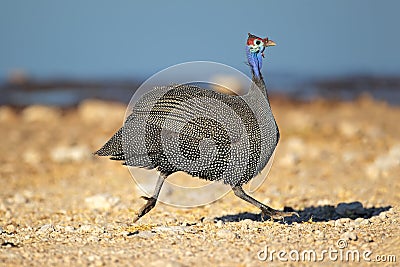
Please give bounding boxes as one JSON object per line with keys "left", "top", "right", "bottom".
{"left": 261, "top": 208, "right": 299, "bottom": 221}
{"left": 132, "top": 196, "right": 157, "bottom": 223}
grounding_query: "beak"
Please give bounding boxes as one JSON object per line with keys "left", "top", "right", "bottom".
{"left": 265, "top": 39, "right": 276, "bottom": 47}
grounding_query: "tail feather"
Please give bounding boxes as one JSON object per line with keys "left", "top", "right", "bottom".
{"left": 95, "top": 128, "right": 124, "bottom": 159}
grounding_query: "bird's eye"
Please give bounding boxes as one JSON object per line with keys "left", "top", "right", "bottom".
{"left": 254, "top": 39, "right": 262, "bottom": 46}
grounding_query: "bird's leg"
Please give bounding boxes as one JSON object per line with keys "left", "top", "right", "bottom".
{"left": 132, "top": 173, "right": 167, "bottom": 223}
{"left": 232, "top": 186, "right": 298, "bottom": 220}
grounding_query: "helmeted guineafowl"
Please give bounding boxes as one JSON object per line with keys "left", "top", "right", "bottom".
{"left": 95, "top": 33, "right": 297, "bottom": 222}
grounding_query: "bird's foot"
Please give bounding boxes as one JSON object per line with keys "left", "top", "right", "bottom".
{"left": 260, "top": 206, "right": 299, "bottom": 221}
{"left": 132, "top": 196, "right": 157, "bottom": 223}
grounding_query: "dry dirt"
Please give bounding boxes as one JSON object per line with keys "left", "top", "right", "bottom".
{"left": 0, "top": 96, "right": 399, "bottom": 266}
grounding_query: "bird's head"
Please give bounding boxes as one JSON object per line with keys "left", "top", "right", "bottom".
{"left": 246, "top": 33, "right": 276, "bottom": 79}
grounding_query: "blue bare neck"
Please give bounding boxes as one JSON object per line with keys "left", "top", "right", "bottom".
{"left": 246, "top": 46, "right": 264, "bottom": 79}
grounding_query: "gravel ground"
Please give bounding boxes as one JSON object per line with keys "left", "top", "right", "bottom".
{"left": 0, "top": 96, "right": 399, "bottom": 266}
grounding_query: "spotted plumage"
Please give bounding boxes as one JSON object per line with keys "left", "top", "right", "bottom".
{"left": 95, "top": 33, "right": 297, "bottom": 222}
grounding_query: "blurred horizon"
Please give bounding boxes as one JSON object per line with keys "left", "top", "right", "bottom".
{"left": 1, "top": 1, "right": 400, "bottom": 106}
{"left": 1, "top": 0, "right": 400, "bottom": 80}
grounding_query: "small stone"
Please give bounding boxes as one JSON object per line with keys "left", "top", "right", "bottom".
{"left": 387, "top": 207, "right": 394, "bottom": 214}
{"left": 64, "top": 226, "right": 75, "bottom": 233}
{"left": 84, "top": 194, "right": 120, "bottom": 211}
{"left": 334, "top": 220, "right": 343, "bottom": 227}
{"left": 369, "top": 216, "right": 382, "bottom": 224}
{"left": 87, "top": 255, "right": 95, "bottom": 262}
{"left": 200, "top": 217, "right": 213, "bottom": 224}
{"left": 325, "top": 220, "right": 335, "bottom": 227}
{"left": 22, "top": 190, "right": 34, "bottom": 200}
{"left": 240, "top": 219, "right": 255, "bottom": 230}
{"left": 37, "top": 224, "right": 54, "bottom": 234}
{"left": 316, "top": 199, "right": 331, "bottom": 206}
{"left": 348, "top": 221, "right": 356, "bottom": 228}
{"left": 317, "top": 231, "right": 325, "bottom": 240}
{"left": 379, "top": 212, "right": 387, "bottom": 220}
{"left": 78, "top": 224, "right": 93, "bottom": 232}
{"left": 348, "top": 232, "right": 358, "bottom": 241}
{"left": 340, "top": 231, "right": 357, "bottom": 241}
{"left": 336, "top": 202, "right": 365, "bottom": 217}
{"left": 215, "top": 220, "right": 223, "bottom": 228}
{"left": 6, "top": 224, "right": 16, "bottom": 233}
{"left": 339, "top": 218, "right": 351, "bottom": 224}
{"left": 216, "top": 230, "right": 236, "bottom": 239}
{"left": 360, "top": 219, "right": 370, "bottom": 226}
{"left": 364, "top": 236, "right": 374, "bottom": 243}
{"left": 354, "top": 218, "right": 364, "bottom": 225}
{"left": 55, "top": 225, "right": 64, "bottom": 232}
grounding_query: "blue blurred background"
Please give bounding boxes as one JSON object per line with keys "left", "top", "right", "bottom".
{"left": 1, "top": 0, "right": 400, "bottom": 105}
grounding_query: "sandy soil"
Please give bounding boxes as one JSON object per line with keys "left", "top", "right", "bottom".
{"left": 0, "top": 96, "right": 399, "bottom": 266}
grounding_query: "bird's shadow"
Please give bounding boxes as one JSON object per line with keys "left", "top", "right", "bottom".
{"left": 214, "top": 201, "right": 392, "bottom": 224}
